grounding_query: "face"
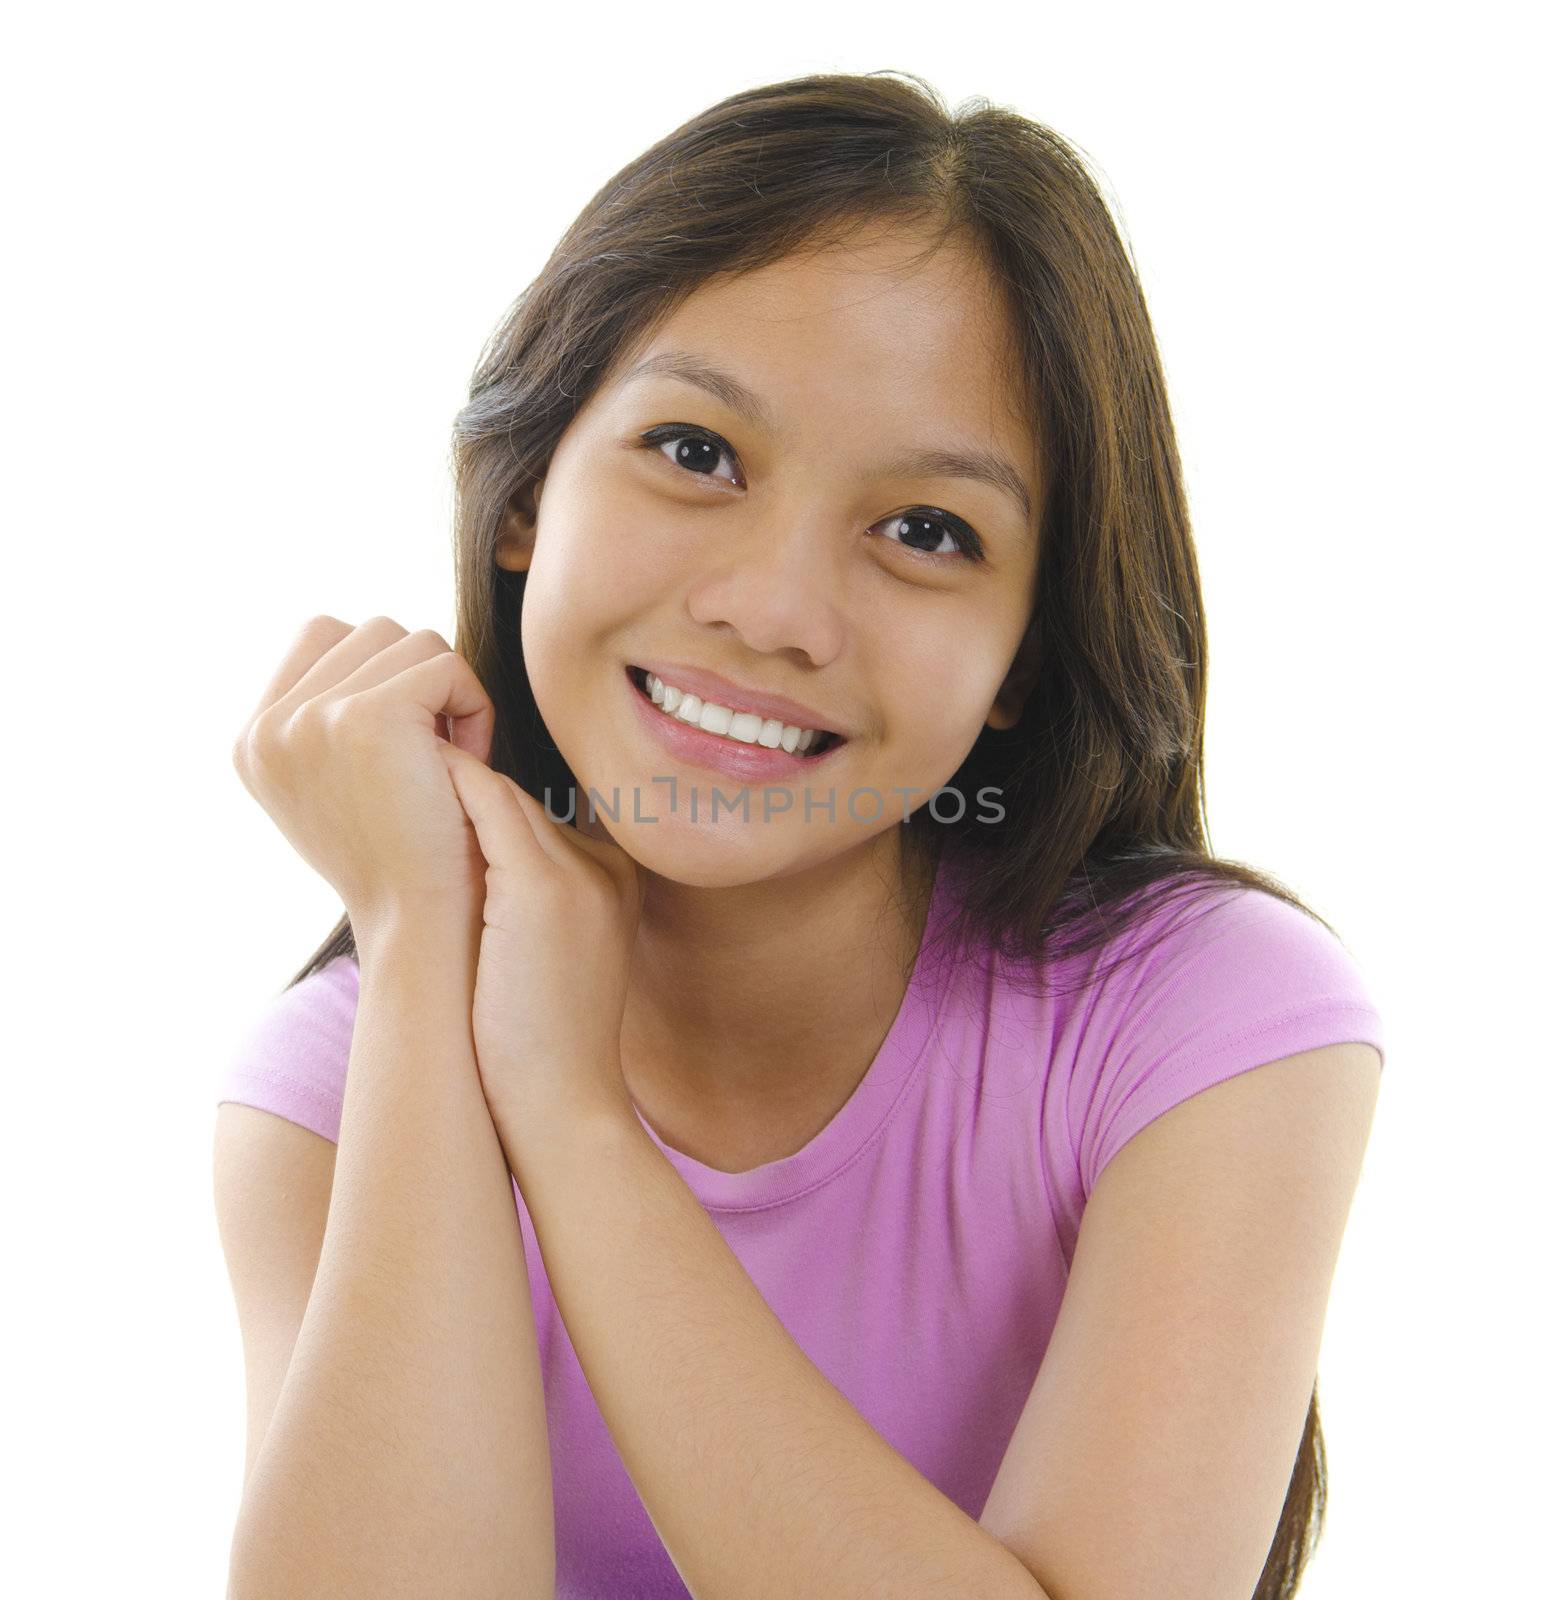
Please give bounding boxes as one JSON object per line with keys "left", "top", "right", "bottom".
{"left": 494, "top": 221, "right": 1043, "bottom": 888}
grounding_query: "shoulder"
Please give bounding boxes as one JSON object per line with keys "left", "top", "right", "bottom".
{"left": 1111, "top": 880, "right": 1380, "bottom": 1033}
{"left": 214, "top": 955, "right": 361, "bottom": 1144}
{"left": 249, "top": 954, "right": 361, "bottom": 1056}
{"left": 1061, "top": 880, "right": 1386, "bottom": 1199}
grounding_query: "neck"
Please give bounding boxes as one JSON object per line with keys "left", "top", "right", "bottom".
{"left": 617, "top": 829, "right": 939, "bottom": 1130}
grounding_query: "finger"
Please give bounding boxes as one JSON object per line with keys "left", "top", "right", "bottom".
{"left": 535, "top": 794, "right": 636, "bottom": 875}
{"left": 440, "top": 744, "right": 548, "bottom": 874}
{"left": 468, "top": 761, "right": 604, "bottom": 878}
{"left": 249, "top": 615, "right": 355, "bottom": 718}
{"left": 446, "top": 705, "right": 494, "bottom": 767}
{"left": 350, "top": 650, "right": 495, "bottom": 764}
{"left": 324, "top": 627, "right": 453, "bottom": 698}
{"left": 445, "top": 746, "right": 634, "bottom": 884}
{"left": 509, "top": 782, "right": 641, "bottom": 903}
{"left": 493, "top": 767, "right": 576, "bottom": 871}
{"left": 262, "top": 615, "right": 408, "bottom": 717}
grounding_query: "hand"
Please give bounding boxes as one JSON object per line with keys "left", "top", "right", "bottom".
{"left": 232, "top": 615, "right": 496, "bottom": 932}
{"left": 438, "top": 740, "right": 643, "bottom": 1152}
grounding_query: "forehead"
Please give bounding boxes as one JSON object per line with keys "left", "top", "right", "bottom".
{"left": 602, "top": 226, "right": 1036, "bottom": 469}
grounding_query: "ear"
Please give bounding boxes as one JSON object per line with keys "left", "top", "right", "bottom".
{"left": 984, "top": 613, "right": 1042, "bottom": 732}
{"left": 492, "top": 477, "right": 544, "bottom": 573}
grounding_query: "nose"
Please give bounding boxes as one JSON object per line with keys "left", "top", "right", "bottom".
{"left": 684, "top": 512, "right": 845, "bottom": 666}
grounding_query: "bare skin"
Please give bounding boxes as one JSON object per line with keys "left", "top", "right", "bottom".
{"left": 492, "top": 221, "right": 1045, "bottom": 1170}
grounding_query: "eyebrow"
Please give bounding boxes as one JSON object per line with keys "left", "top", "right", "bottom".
{"left": 623, "top": 350, "right": 1035, "bottom": 529}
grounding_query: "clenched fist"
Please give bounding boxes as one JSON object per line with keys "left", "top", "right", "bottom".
{"left": 232, "top": 615, "right": 497, "bottom": 931}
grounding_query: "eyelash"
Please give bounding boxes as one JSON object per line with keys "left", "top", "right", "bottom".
{"left": 636, "top": 423, "right": 988, "bottom": 564}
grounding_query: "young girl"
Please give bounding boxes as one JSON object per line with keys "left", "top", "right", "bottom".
{"left": 214, "top": 72, "right": 1385, "bottom": 1600}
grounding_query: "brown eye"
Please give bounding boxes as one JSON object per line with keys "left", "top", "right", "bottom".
{"left": 640, "top": 425, "right": 742, "bottom": 487}
{"left": 874, "top": 509, "right": 984, "bottom": 562}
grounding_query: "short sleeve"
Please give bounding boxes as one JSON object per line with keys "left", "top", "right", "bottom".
{"left": 214, "top": 956, "right": 361, "bottom": 1144}
{"left": 1077, "top": 887, "right": 1386, "bottom": 1197}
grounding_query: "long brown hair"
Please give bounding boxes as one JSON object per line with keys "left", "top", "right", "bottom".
{"left": 281, "top": 69, "right": 1359, "bottom": 1596}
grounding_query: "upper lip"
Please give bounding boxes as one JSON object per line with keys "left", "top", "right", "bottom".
{"left": 630, "top": 660, "right": 849, "bottom": 739}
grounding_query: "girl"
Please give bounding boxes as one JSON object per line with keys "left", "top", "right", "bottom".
{"left": 214, "top": 71, "right": 1386, "bottom": 1600}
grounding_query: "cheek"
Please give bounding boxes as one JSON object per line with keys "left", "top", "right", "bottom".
{"left": 886, "top": 634, "right": 1003, "bottom": 749}
{"left": 523, "top": 500, "right": 651, "bottom": 642}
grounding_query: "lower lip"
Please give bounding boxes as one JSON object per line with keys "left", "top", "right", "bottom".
{"left": 623, "top": 666, "right": 846, "bottom": 785}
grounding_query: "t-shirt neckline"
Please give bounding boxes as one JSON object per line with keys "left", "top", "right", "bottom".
{"left": 626, "top": 846, "right": 963, "bottom": 1213}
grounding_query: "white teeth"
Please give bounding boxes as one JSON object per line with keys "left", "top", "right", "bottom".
{"left": 641, "top": 670, "right": 828, "bottom": 756}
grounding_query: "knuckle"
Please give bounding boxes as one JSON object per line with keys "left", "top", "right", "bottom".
{"left": 317, "top": 696, "right": 361, "bottom": 738}
{"left": 409, "top": 627, "right": 453, "bottom": 655}
{"left": 289, "top": 697, "right": 338, "bottom": 743}
{"left": 246, "top": 705, "right": 282, "bottom": 750}
{"left": 299, "top": 613, "right": 350, "bottom": 644}
{"left": 240, "top": 708, "right": 291, "bottom": 781}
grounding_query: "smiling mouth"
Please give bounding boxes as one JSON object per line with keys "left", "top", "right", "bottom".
{"left": 625, "top": 665, "right": 845, "bottom": 758}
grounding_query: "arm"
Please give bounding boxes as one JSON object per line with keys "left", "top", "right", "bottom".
{"left": 980, "top": 1041, "right": 1383, "bottom": 1599}
{"left": 432, "top": 741, "right": 1046, "bottom": 1597}
{"left": 511, "top": 1040, "right": 1378, "bottom": 1600}
{"left": 510, "top": 1099, "right": 1049, "bottom": 1600}
{"left": 226, "top": 904, "right": 555, "bottom": 1600}
{"left": 214, "top": 1101, "right": 335, "bottom": 1495}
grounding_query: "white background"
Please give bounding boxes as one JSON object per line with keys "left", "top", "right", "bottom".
{"left": 4, "top": 2, "right": 1533, "bottom": 1593}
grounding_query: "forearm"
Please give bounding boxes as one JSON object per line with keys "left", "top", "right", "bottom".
{"left": 230, "top": 908, "right": 554, "bottom": 1600}
{"left": 511, "top": 1101, "right": 1047, "bottom": 1600}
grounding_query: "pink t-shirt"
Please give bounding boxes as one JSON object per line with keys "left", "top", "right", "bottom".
{"left": 216, "top": 848, "right": 1386, "bottom": 1596}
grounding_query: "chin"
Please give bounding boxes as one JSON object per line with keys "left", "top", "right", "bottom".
{"left": 605, "top": 811, "right": 852, "bottom": 890}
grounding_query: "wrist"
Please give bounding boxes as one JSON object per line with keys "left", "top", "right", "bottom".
{"left": 348, "top": 891, "right": 483, "bottom": 966}
{"left": 492, "top": 1072, "right": 639, "bottom": 1176}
